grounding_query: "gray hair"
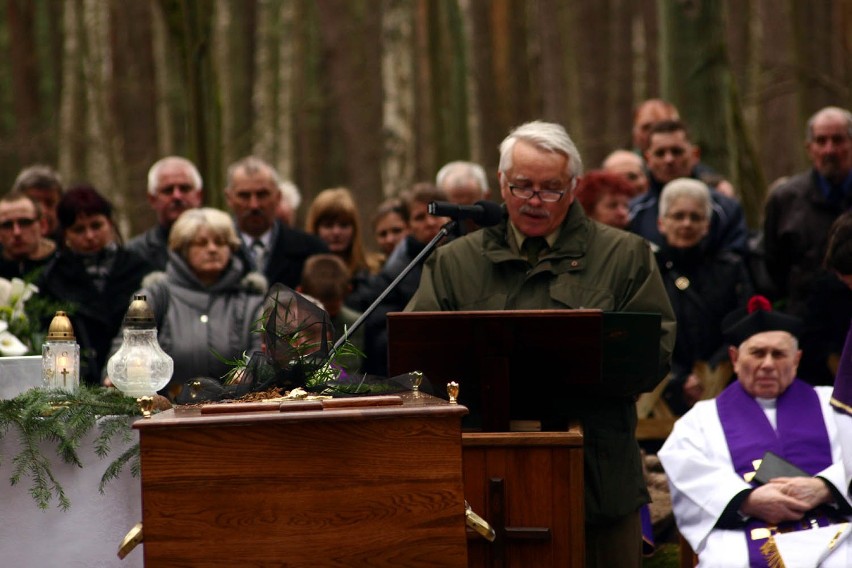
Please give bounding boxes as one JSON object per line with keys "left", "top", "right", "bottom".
{"left": 280, "top": 180, "right": 302, "bottom": 209}
{"left": 147, "top": 156, "right": 203, "bottom": 196}
{"left": 225, "top": 156, "right": 282, "bottom": 191}
{"left": 168, "top": 207, "right": 240, "bottom": 255}
{"left": 658, "top": 178, "right": 713, "bottom": 220}
{"left": 498, "top": 121, "right": 584, "bottom": 179}
{"left": 435, "top": 161, "right": 489, "bottom": 195}
{"left": 13, "top": 164, "right": 63, "bottom": 193}
{"left": 805, "top": 106, "right": 852, "bottom": 142}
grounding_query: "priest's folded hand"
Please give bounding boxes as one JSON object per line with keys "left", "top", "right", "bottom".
{"left": 740, "top": 483, "right": 811, "bottom": 525}
{"left": 771, "top": 476, "right": 832, "bottom": 510}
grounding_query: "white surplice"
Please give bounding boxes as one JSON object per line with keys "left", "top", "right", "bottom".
{"left": 659, "top": 387, "right": 852, "bottom": 568}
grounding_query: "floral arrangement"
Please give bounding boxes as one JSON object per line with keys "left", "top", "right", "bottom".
{"left": 0, "top": 277, "right": 40, "bottom": 356}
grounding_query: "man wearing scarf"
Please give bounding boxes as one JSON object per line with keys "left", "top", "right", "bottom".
{"left": 659, "top": 297, "right": 852, "bottom": 567}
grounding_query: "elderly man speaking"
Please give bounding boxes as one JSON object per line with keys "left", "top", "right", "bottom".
{"left": 660, "top": 297, "right": 852, "bottom": 567}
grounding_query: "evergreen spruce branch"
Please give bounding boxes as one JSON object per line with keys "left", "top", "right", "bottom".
{"left": 0, "top": 386, "right": 143, "bottom": 510}
{"left": 10, "top": 426, "right": 70, "bottom": 510}
{"left": 98, "top": 443, "right": 140, "bottom": 493}
{"left": 93, "top": 415, "right": 135, "bottom": 459}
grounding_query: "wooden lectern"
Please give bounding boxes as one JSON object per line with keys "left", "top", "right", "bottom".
{"left": 134, "top": 392, "right": 469, "bottom": 567}
{"left": 387, "top": 309, "right": 661, "bottom": 568}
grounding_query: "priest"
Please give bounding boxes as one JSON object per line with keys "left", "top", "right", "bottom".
{"left": 659, "top": 296, "right": 852, "bottom": 567}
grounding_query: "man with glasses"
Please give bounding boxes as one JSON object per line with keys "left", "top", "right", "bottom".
{"left": 224, "top": 156, "right": 327, "bottom": 288}
{"left": 629, "top": 119, "right": 748, "bottom": 257}
{"left": 0, "top": 191, "right": 57, "bottom": 279}
{"left": 408, "top": 120, "right": 675, "bottom": 568}
{"left": 126, "top": 156, "right": 204, "bottom": 270}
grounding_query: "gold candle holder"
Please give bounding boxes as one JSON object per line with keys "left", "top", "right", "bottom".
{"left": 447, "top": 381, "right": 459, "bottom": 404}
{"left": 138, "top": 396, "right": 154, "bottom": 418}
{"left": 410, "top": 371, "right": 423, "bottom": 396}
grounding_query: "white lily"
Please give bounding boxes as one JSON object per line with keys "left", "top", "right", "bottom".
{"left": 6, "top": 278, "right": 38, "bottom": 320}
{"left": 0, "top": 330, "right": 29, "bottom": 356}
{"left": 0, "top": 320, "right": 7, "bottom": 333}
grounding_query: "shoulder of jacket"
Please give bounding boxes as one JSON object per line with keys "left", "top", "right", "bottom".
{"left": 141, "top": 271, "right": 168, "bottom": 289}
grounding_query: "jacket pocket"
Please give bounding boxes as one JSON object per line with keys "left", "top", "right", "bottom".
{"left": 549, "top": 275, "right": 615, "bottom": 310}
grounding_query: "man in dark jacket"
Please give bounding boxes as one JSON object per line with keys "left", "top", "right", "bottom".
{"left": 126, "top": 156, "right": 204, "bottom": 270}
{"left": 408, "top": 120, "right": 675, "bottom": 568}
{"left": 629, "top": 120, "right": 749, "bottom": 257}
{"left": 224, "top": 156, "right": 328, "bottom": 289}
{"left": 763, "top": 106, "right": 852, "bottom": 318}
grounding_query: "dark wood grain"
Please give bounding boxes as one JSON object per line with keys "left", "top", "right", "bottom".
{"left": 463, "top": 427, "right": 585, "bottom": 568}
{"left": 136, "top": 395, "right": 468, "bottom": 567}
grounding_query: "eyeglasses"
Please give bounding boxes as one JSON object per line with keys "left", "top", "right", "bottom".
{"left": 507, "top": 183, "right": 568, "bottom": 203}
{"left": 665, "top": 211, "right": 706, "bottom": 223}
{"left": 0, "top": 217, "right": 37, "bottom": 231}
{"left": 189, "top": 236, "right": 229, "bottom": 248}
{"left": 158, "top": 183, "right": 196, "bottom": 196}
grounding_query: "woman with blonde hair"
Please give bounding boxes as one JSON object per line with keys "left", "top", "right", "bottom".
{"left": 305, "top": 187, "right": 379, "bottom": 299}
{"left": 114, "top": 207, "right": 267, "bottom": 398}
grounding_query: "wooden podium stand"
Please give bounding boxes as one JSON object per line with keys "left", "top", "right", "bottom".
{"left": 388, "top": 310, "right": 661, "bottom": 568}
{"left": 133, "top": 392, "right": 468, "bottom": 567}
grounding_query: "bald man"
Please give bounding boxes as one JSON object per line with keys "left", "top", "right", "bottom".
{"left": 602, "top": 150, "right": 648, "bottom": 196}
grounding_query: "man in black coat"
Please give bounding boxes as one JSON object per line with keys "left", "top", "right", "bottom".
{"left": 224, "top": 156, "right": 327, "bottom": 289}
{"left": 126, "top": 156, "right": 203, "bottom": 271}
{"left": 763, "top": 106, "right": 852, "bottom": 318}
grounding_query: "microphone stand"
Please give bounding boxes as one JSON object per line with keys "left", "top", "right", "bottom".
{"left": 330, "top": 220, "right": 457, "bottom": 355}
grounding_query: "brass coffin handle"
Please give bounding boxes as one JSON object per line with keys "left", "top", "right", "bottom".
{"left": 465, "top": 501, "right": 496, "bottom": 542}
{"left": 117, "top": 522, "right": 144, "bottom": 559}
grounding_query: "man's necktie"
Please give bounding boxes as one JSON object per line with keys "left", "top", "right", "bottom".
{"left": 251, "top": 239, "right": 267, "bottom": 271}
{"left": 522, "top": 236, "right": 548, "bottom": 266}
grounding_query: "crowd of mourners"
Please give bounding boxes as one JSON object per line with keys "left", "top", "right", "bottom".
{"left": 2, "top": 101, "right": 848, "bottom": 408}
{"left": 2, "top": 100, "right": 851, "bottom": 566}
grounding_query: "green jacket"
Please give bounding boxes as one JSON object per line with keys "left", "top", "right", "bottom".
{"left": 407, "top": 202, "right": 675, "bottom": 524}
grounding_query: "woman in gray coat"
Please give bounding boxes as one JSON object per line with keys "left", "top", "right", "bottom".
{"left": 128, "top": 207, "right": 267, "bottom": 398}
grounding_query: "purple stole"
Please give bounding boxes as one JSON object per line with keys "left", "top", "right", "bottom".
{"left": 831, "top": 320, "right": 852, "bottom": 417}
{"left": 716, "top": 379, "right": 832, "bottom": 568}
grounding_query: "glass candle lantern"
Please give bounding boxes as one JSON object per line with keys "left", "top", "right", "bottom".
{"left": 42, "top": 311, "right": 80, "bottom": 390}
{"left": 107, "top": 295, "right": 173, "bottom": 398}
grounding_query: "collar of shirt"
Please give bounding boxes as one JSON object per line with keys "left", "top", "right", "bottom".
{"left": 507, "top": 221, "right": 561, "bottom": 255}
{"left": 814, "top": 169, "right": 852, "bottom": 203}
{"left": 241, "top": 229, "right": 273, "bottom": 250}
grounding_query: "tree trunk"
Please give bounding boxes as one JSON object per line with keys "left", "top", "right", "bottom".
{"left": 7, "top": 0, "right": 40, "bottom": 164}
{"left": 150, "top": 0, "right": 177, "bottom": 158}
{"left": 381, "top": 0, "right": 415, "bottom": 198}
{"left": 58, "top": 0, "right": 86, "bottom": 183}
{"left": 658, "top": 0, "right": 732, "bottom": 176}
{"left": 111, "top": 0, "right": 158, "bottom": 236}
{"left": 158, "top": 0, "right": 223, "bottom": 206}
{"left": 81, "top": 0, "right": 129, "bottom": 236}
{"left": 314, "top": 0, "right": 383, "bottom": 207}
{"left": 215, "top": 0, "right": 237, "bottom": 170}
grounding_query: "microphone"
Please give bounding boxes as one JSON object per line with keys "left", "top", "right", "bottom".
{"left": 428, "top": 200, "right": 504, "bottom": 227}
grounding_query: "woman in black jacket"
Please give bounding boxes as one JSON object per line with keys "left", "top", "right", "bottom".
{"left": 38, "top": 185, "right": 153, "bottom": 385}
{"left": 654, "top": 178, "right": 753, "bottom": 413}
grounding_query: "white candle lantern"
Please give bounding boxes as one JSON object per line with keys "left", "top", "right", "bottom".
{"left": 42, "top": 311, "right": 80, "bottom": 390}
{"left": 107, "top": 295, "right": 173, "bottom": 399}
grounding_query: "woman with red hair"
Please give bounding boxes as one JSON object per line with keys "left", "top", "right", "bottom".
{"left": 573, "top": 170, "right": 637, "bottom": 229}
